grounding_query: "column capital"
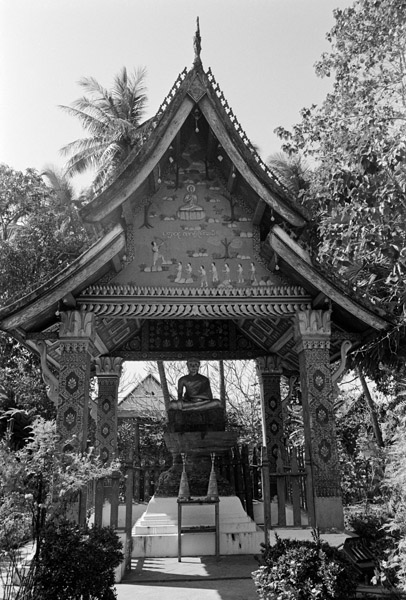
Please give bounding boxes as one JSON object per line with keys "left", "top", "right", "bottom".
{"left": 59, "top": 310, "right": 97, "bottom": 355}
{"left": 95, "top": 356, "right": 124, "bottom": 378}
{"left": 294, "top": 309, "right": 331, "bottom": 352}
{"left": 256, "top": 354, "right": 283, "bottom": 376}
{"left": 59, "top": 309, "right": 95, "bottom": 338}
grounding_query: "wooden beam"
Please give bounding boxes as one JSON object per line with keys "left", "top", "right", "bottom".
{"left": 253, "top": 199, "right": 267, "bottom": 225}
{"left": 269, "top": 328, "right": 293, "bottom": 353}
{"left": 25, "top": 331, "right": 59, "bottom": 340}
{"left": 269, "top": 229, "right": 390, "bottom": 331}
{"left": 110, "top": 255, "right": 122, "bottom": 273}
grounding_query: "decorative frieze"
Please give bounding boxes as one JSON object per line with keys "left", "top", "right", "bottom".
{"left": 78, "top": 284, "right": 312, "bottom": 321}
{"left": 78, "top": 301, "right": 311, "bottom": 320}
{"left": 80, "top": 283, "right": 308, "bottom": 298}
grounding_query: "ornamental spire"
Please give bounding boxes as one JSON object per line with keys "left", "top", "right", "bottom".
{"left": 193, "top": 17, "right": 202, "bottom": 65}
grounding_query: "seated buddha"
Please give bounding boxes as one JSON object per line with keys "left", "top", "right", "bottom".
{"left": 169, "top": 359, "right": 222, "bottom": 411}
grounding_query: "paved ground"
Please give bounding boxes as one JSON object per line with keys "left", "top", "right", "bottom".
{"left": 116, "top": 555, "right": 260, "bottom": 600}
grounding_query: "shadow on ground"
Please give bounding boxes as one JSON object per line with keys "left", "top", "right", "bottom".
{"left": 116, "top": 554, "right": 259, "bottom": 600}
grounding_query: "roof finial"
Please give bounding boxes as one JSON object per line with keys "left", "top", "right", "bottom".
{"left": 193, "top": 16, "right": 202, "bottom": 65}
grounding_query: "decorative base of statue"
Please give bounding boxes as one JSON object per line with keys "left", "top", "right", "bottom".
{"left": 156, "top": 434, "right": 237, "bottom": 497}
{"left": 167, "top": 407, "right": 225, "bottom": 433}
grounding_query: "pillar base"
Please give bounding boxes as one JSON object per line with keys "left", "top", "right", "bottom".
{"left": 314, "top": 496, "right": 344, "bottom": 530}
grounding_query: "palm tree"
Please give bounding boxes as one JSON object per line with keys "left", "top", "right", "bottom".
{"left": 267, "top": 152, "right": 310, "bottom": 197}
{"left": 59, "top": 67, "right": 148, "bottom": 188}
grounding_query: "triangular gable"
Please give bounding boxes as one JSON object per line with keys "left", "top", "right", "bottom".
{"left": 79, "top": 62, "right": 307, "bottom": 230}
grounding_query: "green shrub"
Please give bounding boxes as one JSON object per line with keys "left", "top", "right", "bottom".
{"left": 252, "top": 532, "right": 358, "bottom": 600}
{"left": 32, "top": 520, "right": 123, "bottom": 600}
{"left": 347, "top": 510, "right": 399, "bottom": 588}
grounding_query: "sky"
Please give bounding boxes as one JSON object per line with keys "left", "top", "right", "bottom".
{"left": 0, "top": 0, "right": 353, "bottom": 193}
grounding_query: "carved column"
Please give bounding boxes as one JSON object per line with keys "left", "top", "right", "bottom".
{"left": 94, "top": 356, "right": 123, "bottom": 529}
{"left": 294, "top": 309, "right": 344, "bottom": 529}
{"left": 256, "top": 355, "right": 285, "bottom": 472}
{"left": 94, "top": 356, "right": 123, "bottom": 464}
{"left": 57, "top": 310, "right": 96, "bottom": 452}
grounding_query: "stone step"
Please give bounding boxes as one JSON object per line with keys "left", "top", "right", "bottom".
{"left": 132, "top": 530, "right": 264, "bottom": 558}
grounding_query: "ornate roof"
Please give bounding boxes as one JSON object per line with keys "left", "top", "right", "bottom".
{"left": 0, "top": 32, "right": 392, "bottom": 376}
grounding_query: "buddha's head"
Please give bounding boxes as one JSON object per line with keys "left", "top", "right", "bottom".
{"left": 186, "top": 358, "right": 200, "bottom": 376}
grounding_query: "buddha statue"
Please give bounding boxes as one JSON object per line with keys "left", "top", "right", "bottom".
{"left": 169, "top": 359, "right": 222, "bottom": 412}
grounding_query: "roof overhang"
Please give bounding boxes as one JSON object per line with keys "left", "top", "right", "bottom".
{"left": 268, "top": 225, "right": 391, "bottom": 333}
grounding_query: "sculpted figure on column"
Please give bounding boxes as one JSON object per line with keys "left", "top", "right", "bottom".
{"left": 170, "top": 359, "right": 221, "bottom": 411}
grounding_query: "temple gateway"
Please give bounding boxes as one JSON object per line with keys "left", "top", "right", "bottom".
{"left": 0, "top": 25, "right": 390, "bottom": 558}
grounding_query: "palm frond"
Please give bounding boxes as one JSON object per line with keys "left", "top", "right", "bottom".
{"left": 60, "top": 66, "right": 148, "bottom": 181}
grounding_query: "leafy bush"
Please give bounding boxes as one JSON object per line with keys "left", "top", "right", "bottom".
{"left": 252, "top": 532, "right": 358, "bottom": 600}
{"left": 32, "top": 520, "right": 123, "bottom": 600}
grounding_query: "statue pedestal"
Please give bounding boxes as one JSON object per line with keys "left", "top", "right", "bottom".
{"left": 156, "top": 431, "right": 237, "bottom": 497}
{"left": 164, "top": 431, "right": 237, "bottom": 455}
{"left": 133, "top": 406, "right": 264, "bottom": 557}
{"left": 167, "top": 407, "right": 226, "bottom": 433}
{"left": 131, "top": 495, "right": 263, "bottom": 557}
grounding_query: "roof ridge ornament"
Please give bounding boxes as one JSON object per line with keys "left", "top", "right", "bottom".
{"left": 193, "top": 16, "right": 202, "bottom": 66}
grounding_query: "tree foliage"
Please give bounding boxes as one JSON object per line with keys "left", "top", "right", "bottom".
{"left": 0, "top": 418, "right": 121, "bottom": 598}
{"left": 33, "top": 521, "right": 123, "bottom": 600}
{"left": 275, "top": 0, "right": 406, "bottom": 321}
{"left": 253, "top": 532, "right": 358, "bottom": 599}
{"left": 0, "top": 164, "right": 91, "bottom": 306}
{"left": 0, "top": 419, "right": 117, "bottom": 555}
{"left": 60, "top": 66, "right": 148, "bottom": 188}
{"left": 0, "top": 333, "right": 54, "bottom": 423}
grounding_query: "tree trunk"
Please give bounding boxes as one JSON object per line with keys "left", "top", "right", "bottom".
{"left": 157, "top": 360, "right": 171, "bottom": 412}
{"left": 219, "top": 360, "right": 226, "bottom": 409}
{"left": 357, "top": 367, "right": 384, "bottom": 448}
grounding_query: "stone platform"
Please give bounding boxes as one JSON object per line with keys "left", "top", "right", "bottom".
{"left": 132, "top": 496, "right": 263, "bottom": 558}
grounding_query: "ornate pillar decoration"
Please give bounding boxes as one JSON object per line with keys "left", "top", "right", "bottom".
{"left": 255, "top": 355, "right": 284, "bottom": 472}
{"left": 294, "top": 309, "right": 344, "bottom": 529}
{"left": 57, "top": 310, "right": 96, "bottom": 452}
{"left": 94, "top": 356, "right": 123, "bottom": 464}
